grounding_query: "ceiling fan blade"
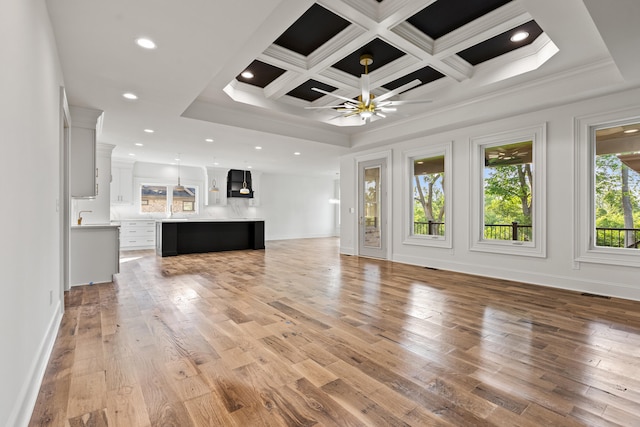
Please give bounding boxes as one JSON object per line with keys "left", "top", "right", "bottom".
{"left": 379, "top": 107, "right": 397, "bottom": 113}
{"left": 361, "top": 74, "right": 370, "bottom": 106}
{"left": 374, "top": 112, "right": 386, "bottom": 118}
{"left": 305, "top": 105, "right": 350, "bottom": 109}
{"left": 375, "top": 79, "right": 422, "bottom": 103}
{"left": 311, "top": 87, "right": 355, "bottom": 103}
{"left": 385, "top": 99, "right": 432, "bottom": 106}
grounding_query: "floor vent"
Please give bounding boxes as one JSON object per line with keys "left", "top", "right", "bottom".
{"left": 581, "top": 292, "right": 611, "bottom": 299}
{"left": 424, "top": 266, "right": 438, "bottom": 270}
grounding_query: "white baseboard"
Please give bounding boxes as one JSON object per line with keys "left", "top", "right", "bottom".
{"left": 392, "top": 253, "right": 640, "bottom": 301}
{"left": 265, "top": 233, "right": 336, "bottom": 241}
{"left": 9, "top": 301, "right": 63, "bottom": 427}
{"left": 340, "top": 246, "right": 355, "bottom": 255}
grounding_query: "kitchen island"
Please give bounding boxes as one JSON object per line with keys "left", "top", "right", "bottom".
{"left": 156, "top": 219, "right": 265, "bottom": 257}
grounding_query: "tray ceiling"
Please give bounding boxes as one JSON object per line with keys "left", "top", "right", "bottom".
{"left": 223, "top": 0, "right": 554, "bottom": 127}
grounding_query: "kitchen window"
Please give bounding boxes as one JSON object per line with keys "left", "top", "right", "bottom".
{"left": 140, "top": 184, "right": 198, "bottom": 215}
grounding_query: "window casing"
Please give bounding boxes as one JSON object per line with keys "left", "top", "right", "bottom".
{"left": 575, "top": 109, "right": 640, "bottom": 267}
{"left": 403, "top": 142, "right": 452, "bottom": 248}
{"left": 470, "top": 124, "right": 546, "bottom": 257}
{"left": 140, "top": 183, "right": 198, "bottom": 215}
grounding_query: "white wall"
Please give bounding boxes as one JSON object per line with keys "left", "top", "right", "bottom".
{"left": 260, "top": 173, "right": 338, "bottom": 240}
{"left": 341, "top": 88, "right": 640, "bottom": 301}
{"left": 0, "top": 0, "right": 65, "bottom": 425}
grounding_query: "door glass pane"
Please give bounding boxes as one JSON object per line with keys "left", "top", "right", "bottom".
{"left": 594, "top": 123, "right": 640, "bottom": 249}
{"left": 483, "top": 141, "right": 533, "bottom": 242}
{"left": 413, "top": 155, "right": 445, "bottom": 236}
{"left": 141, "top": 185, "right": 167, "bottom": 213}
{"left": 364, "top": 166, "right": 381, "bottom": 248}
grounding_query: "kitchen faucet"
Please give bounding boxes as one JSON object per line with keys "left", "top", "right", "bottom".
{"left": 77, "top": 210, "right": 92, "bottom": 225}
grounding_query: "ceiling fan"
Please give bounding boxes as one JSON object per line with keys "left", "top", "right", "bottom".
{"left": 305, "top": 54, "right": 432, "bottom": 124}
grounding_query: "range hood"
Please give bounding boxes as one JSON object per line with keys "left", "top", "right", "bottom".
{"left": 227, "top": 169, "right": 253, "bottom": 198}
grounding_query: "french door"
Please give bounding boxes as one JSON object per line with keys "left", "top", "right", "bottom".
{"left": 358, "top": 158, "right": 387, "bottom": 258}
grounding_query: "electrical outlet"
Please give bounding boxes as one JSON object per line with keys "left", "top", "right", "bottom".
{"left": 49, "top": 290, "right": 53, "bottom": 305}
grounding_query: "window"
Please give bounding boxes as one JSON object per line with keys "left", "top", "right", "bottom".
{"left": 139, "top": 184, "right": 198, "bottom": 215}
{"left": 471, "top": 125, "right": 546, "bottom": 257}
{"left": 141, "top": 185, "right": 167, "bottom": 213}
{"left": 403, "top": 142, "right": 452, "bottom": 248}
{"left": 172, "top": 186, "right": 196, "bottom": 213}
{"left": 575, "top": 110, "right": 640, "bottom": 267}
{"left": 483, "top": 140, "right": 533, "bottom": 242}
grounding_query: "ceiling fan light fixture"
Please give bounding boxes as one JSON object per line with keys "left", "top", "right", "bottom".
{"left": 306, "top": 54, "right": 430, "bottom": 125}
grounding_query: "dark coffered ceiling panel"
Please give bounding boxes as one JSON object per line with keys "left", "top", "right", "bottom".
{"left": 332, "top": 38, "right": 406, "bottom": 76}
{"left": 457, "top": 20, "right": 544, "bottom": 65}
{"left": 236, "top": 60, "right": 286, "bottom": 88}
{"left": 407, "top": 0, "right": 513, "bottom": 39}
{"left": 274, "top": 4, "right": 350, "bottom": 56}
{"left": 227, "top": 0, "right": 556, "bottom": 127}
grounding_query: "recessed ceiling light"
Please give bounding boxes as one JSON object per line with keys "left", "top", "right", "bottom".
{"left": 135, "top": 38, "right": 156, "bottom": 49}
{"left": 144, "top": 129, "right": 154, "bottom": 133}
{"left": 174, "top": 157, "right": 180, "bottom": 162}
{"left": 205, "top": 138, "right": 214, "bottom": 142}
{"left": 510, "top": 31, "right": 529, "bottom": 42}
{"left": 255, "top": 146, "right": 262, "bottom": 150}
{"left": 135, "top": 143, "right": 144, "bottom": 147}
{"left": 247, "top": 165, "right": 252, "bottom": 169}
{"left": 294, "top": 152, "right": 301, "bottom": 156}
{"left": 241, "top": 71, "right": 254, "bottom": 79}
{"left": 624, "top": 129, "right": 639, "bottom": 134}
{"left": 123, "top": 92, "right": 138, "bottom": 100}
{"left": 128, "top": 153, "right": 135, "bottom": 156}
{"left": 214, "top": 162, "right": 219, "bottom": 166}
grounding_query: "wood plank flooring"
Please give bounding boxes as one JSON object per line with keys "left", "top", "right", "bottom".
{"left": 29, "top": 237, "right": 640, "bottom": 426}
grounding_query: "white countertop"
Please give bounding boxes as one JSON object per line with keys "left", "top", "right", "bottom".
{"left": 71, "top": 224, "right": 120, "bottom": 230}
{"left": 159, "top": 218, "right": 263, "bottom": 223}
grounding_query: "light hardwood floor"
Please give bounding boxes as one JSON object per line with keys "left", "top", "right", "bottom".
{"left": 30, "top": 238, "right": 640, "bottom": 426}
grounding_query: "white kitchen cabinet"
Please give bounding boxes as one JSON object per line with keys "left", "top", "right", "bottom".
{"left": 69, "top": 106, "right": 103, "bottom": 198}
{"left": 111, "top": 162, "right": 134, "bottom": 204}
{"left": 119, "top": 220, "right": 156, "bottom": 249}
{"left": 70, "top": 225, "right": 120, "bottom": 286}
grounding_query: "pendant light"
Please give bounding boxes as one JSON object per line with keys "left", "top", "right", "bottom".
{"left": 240, "top": 169, "right": 250, "bottom": 194}
{"left": 175, "top": 154, "right": 185, "bottom": 191}
{"left": 209, "top": 178, "right": 219, "bottom": 192}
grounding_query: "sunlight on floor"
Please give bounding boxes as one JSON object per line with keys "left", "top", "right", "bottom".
{"left": 120, "top": 255, "right": 144, "bottom": 263}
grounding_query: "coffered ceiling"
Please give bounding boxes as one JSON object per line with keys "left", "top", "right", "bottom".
{"left": 222, "top": 0, "right": 547, "bottom": 127}
{"left": 45, "top": 0, "right": 640, "bottom": 175}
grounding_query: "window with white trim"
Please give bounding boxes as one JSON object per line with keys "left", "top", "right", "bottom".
{"left": 140, "top": 184, "right": 198, "bottom": 215}
{"left": 575, "top": 109, "right": 640, "bottom": 267}
{"left": 403, "top": 142, "right": 452, "bottom": 248}
{"left": 470, "top": 124, "right": 546, "bottom": 257}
